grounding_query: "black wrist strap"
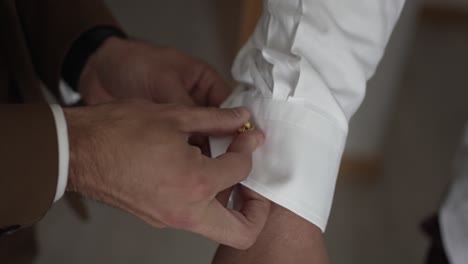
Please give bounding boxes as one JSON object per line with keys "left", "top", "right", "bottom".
{"left": 61, "top": 26, "right": 126, "bottom": 91}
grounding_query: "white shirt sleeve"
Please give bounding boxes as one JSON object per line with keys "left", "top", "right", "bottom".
{"left": 49, "top": 104, "right": 70, "bottom": 202}
{"left": 210, "top": 0, "right": 405, "bottom": 231}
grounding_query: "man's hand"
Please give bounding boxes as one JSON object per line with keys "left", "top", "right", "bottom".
{"left": 75, "top": 38, "right": 273, "bottom": 248}
{"left": 64, "top": 100, "right": 270, "bottom": 249}
{"left": 78, "top": 37, "right": 231, "bottom": 107}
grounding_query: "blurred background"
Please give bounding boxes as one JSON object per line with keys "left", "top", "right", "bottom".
{"left": 36, "top": 0, "right": 468, "bottom": 263}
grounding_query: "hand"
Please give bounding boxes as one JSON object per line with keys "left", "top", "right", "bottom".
{"left": 64, "top": 100, "right": 270, "bottom": 249}
{"left": 78, "top": 37, "right": 232, "bottom": 158}
{"left": 78, "top": 37, "right": 231, "bottom": 107}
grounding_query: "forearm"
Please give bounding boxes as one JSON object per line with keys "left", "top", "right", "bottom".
{"left": 212, "top": 204, "right": 328, "bottom": 264}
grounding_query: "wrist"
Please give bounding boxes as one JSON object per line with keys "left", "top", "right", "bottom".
{"left": 63, "top": 107, "right": 100, "bottom": 195}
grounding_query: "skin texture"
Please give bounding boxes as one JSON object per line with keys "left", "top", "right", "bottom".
{"left": 65, "top": 101, "right": 270, "bottom": 249}
{"left": 212, "top": 204, "right": 329, "bottom": 264}
{"left": 79, "top": 37, "right": 231, "bottom": 107}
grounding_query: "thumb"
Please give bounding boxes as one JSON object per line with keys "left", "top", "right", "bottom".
{"left": 191, "top": 186, "right": 271, "bottom": 250}
{"left": 181, "top": 107, "right": 251, "bottom": 135}
{"left": 204, "top": 130, "right": 265, "bottom": 192}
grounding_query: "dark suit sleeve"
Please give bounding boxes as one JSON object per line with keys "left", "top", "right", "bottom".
{"left": 15, "top": 0, "right": 121, "bottom": 97}
{"left": 0, "top": 1, "right": 119, "bottom": 229}
{"left": 0, "top": 104, "right": 58, "bottom": 228}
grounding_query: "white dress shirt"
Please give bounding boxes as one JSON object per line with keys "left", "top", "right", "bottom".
{"left": 211, "top": 0, "right": 406, "bottom": 231}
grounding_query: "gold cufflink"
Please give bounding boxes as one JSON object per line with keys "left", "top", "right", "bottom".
{"left": 238, "top": 121, "right": 255, "bottom": 133}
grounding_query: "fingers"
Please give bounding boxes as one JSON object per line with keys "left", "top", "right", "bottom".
{"left": 155, "top": 79, "right": 197, "bottom": 106}
{"left": 179, "top": 107, "right": 251, "bottom": 135}
{"left": 188, "top": 135, "right": 211, "bottom": 156}
{"left": 206, "top": 79, "right": 232, "bottom": 107}
{"left": 203, "top": 130, "right": 264, "bottom": 192}
{"left": 190, "top": 65, "right": 232, "bottom": 107}
{"left": 199, "top": 133, "right": 268, "bottom": 250}
{"left": 226, "top": 129, "right": 264, "bottom": 154}
{"left": 193, "top": 187, "right": 271, "bottom": 249}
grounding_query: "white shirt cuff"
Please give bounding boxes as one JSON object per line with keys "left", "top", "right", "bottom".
{"left": 210, "top": 90, "right": 347, "bottom": 232}
{"left": 49, "top": 104, "right": 70, "bottom": 202}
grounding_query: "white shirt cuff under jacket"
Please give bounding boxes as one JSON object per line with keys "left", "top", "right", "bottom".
{"left": 49, "top": 104, "right": 69, "bottom": 202}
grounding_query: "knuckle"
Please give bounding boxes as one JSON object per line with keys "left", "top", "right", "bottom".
{"left": 183, "top": 159, "right": 214, "bottom": 201}
{"left": 175, "top": 115, "right": 190, "bottom": 131}
{"left": 203, "top": 108, "right": 229, "bottom": 128}
{"left": 212, "top": 108, "right": 227, "bottom": 122}
{"left": 190, "top": 175, "right": 213, "bottom": 200}
{"left": 166, "top": 106, "right": 192, "bottom": 130}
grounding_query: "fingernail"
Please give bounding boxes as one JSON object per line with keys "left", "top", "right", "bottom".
{"left": 248, "top": 131, "right": 265, "bottom": 150}
{"left": 232, "top": 107, "right": 250, "bottom": 119}
{"left": 248, "top": 136, "right": 259, "bottom": 151}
